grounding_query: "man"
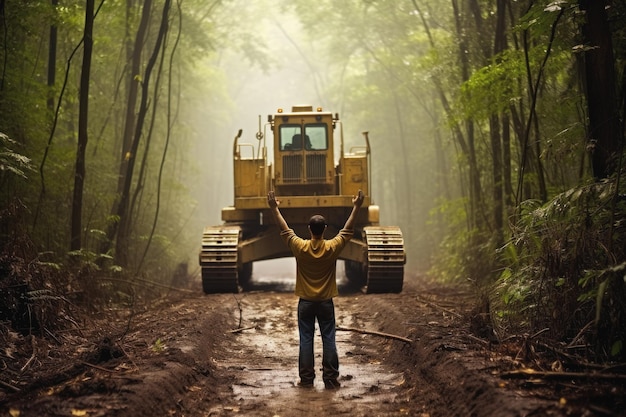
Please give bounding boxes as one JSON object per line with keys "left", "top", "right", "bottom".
{"left": 267, "top": 189, "right": 364, "bottom": 389}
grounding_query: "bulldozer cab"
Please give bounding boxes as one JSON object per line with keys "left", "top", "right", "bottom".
{"left": 229, "top": 104, "right": 371, "bottom": 204}
{"left": 271, "top": 106, "right": 336, "bottom": 196}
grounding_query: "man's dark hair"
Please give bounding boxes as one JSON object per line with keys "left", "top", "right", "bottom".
{"left": 308, "top": 215, "right": 327, "bottom": 236}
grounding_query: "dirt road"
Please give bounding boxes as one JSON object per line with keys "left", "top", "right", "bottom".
{"left": 1, "top": 260, "right": 623, "bottom": 416}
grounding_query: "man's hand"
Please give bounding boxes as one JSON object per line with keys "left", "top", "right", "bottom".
{"left": 268, "top": 191, "right": 280, "bottom": 209}
{"left": 352, "top": 190, "right": 364, "bottom": 208}
{"left": 343, "top": 190, "right": 364, "bottom": 231}
{"left": 268, "top": 191, "right": 289, "bottom": 231}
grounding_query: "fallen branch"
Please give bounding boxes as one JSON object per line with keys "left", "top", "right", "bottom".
{"left": 97, "top": 276, "right": 195, "bottom": 293}
{"left": 0, "top": 379, "right": 20, "bottom": 392}
{"left": 336, "top": 326, "right": 412, "bottom": 344}
{"left": 415, "top": 295, "right": 462, "bottom": 319}
{"left": 229, "top": 326, "right": 255, "bottom": 334}
{"left": 20, "top": 337, "right": 37, "bottom": 373}
{"left": 79, "top": 360, "right": 120, "bottom": 373}
{"left": 465, "top": 334, "right": 490, "bottom": 346}
{"left": 500, "top": 368, "right": 626, "bottom": 382}
{"left": 20, "top": 352, "right": 36, "bottom": 373}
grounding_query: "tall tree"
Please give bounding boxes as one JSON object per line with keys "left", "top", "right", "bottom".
{"left": 47, "top": 0, "right": 58, "bottom": 112}
{"left": 490, "top": 0, "right": 508, "bottom": 237}
{"left": 579, "top": 0, "right": 622, "bottom": 179}
{"left": 452, "top": 0, "right": 483, "bottom": 230}
{"left": 71, "top": 0, "right": 95, "bottom": 251}
{"left": 100, "top": 0, "right": 152, "bottom": 259}
{"left": 115, "top": 0, "right": 171, "bottom": 266}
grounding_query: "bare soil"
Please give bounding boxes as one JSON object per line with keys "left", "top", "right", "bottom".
{"left": 1, "top": 260, "right": 625, "bottom": 416}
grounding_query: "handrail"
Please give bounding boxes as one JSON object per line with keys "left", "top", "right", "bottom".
{"left": 232, "top": 129, "right": 243, "bottom": 158}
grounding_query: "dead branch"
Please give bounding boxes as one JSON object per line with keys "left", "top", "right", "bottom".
{"left": 20, "top": 337, "right": 37, "bottom": 373}
{"left": 232, "top": 294, "right": 244, "bottom": 329}
{"left": 99, "top": 276, "right": 195, "bottom": 293}
{"left": 567, "top": 320, "right": 594, "bottom": 348}
{"left": 336, "top": 326, "right": 412, "bottom": 344}
{"left": 534, "top": 341, "right": 606, "bottom": 370}
{"left": 19, "top": 354, "right": 35, "bottom": 373}
{"left": 79, "top": 360, "right": 120, "bottom": 373}
{"left": 465, "top": 334, "right": 490, "bottom": 346}
{"left": 229, "top": 326, "right": 255, "bottom": 334}
{"left": 0, "top": 379, "right": 20, "bottom": 392}
{"left": 415, "top": 295, "right": 462, "bottom": 319}
{"left": 500, "top": 368, "right": 626, "bottom": 382}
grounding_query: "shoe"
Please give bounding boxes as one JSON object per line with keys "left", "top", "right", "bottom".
{"left": 323, "top": 379, "right": 341, "bottom": 389}
{"left": 297, "top": 380, "right": 314, "bottom": 388}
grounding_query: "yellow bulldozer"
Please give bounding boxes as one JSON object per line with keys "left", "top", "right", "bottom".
{"left": 199, "top": 105, "right": 405, "bottom": 293}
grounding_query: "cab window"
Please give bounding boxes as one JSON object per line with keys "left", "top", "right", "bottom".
{"left": 280, "top": 124, "right": 327, "bottom": 151}
{"left": 280, "top": 125, "right": 303, "bottom": 150}
{"left": 304, "top": 124, "right": 328, "bottom": 150}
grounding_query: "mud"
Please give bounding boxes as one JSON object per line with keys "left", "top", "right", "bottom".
{"left": 1, "top": 260, "right": 624, "bottom": 416}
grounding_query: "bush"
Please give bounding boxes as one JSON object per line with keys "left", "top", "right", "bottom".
{"left": 494, "top": 181, "right": 626, "bottom": 361}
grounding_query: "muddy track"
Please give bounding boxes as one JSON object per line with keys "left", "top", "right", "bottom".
{"left": 1, "top": 263, "right": 618, "bottom": 416}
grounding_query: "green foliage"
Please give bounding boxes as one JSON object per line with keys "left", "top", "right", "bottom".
{"left": 67, "top": 248, "right": 118, "bottom": 273}
{"left": 494, "top": 181, "right": 626, "bottom": 360}
{"left": 427, "top": 197, "right": 497, "bottom": 285}
{"left": 427, "top": 197, "right": 468, "bottom": 282}
{"left": 27, "top": 288, "right": 62, "bottom": 302}
{"left": 151, "top": 338, "right": 166, "bottom": 353}
{"left": 0, "top": 0, "right": 237, "bottom": 283}
{"left": 0, "top": 133, "right": 32, "bottom": 179}
{"left": 459, "top": 49, "right": 525, "bottom": 119}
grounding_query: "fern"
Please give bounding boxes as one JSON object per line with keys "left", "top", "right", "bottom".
{"left": 494, "top": 181, "right": 626, "bottom": 360}
{"left": 0, "top": 132, "right": 32, "bottom": 179}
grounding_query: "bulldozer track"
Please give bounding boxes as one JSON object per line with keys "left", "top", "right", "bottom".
{"left": 199, "top": 226, "right": 241, "bottom": 293}
{"left": 363, "top": 226, "right": 405, "bottom": 293}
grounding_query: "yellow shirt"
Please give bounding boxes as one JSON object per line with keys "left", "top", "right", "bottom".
{"left": 280, "top": 228, "right": 354, "bottom": 301}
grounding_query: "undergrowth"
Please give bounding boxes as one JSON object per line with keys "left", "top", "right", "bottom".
{"left": 428, "top": 180, "right": 626, "bottom": 362}
{"left": 0, "top": 199, "right": 190, "bottom": 340}
{"left": 494, "top": 181, "right": 626, "bottom": 362}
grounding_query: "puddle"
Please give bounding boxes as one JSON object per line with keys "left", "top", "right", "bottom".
{"left": 212, "top": 318, "right": 404, "bottom": 415}
{"left": 207, "top": 261, "right": 406, "bottom": 416}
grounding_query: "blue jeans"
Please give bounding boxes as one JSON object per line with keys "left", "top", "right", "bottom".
{"left": 297, "top": 298, "right": 339, "bottom": 384}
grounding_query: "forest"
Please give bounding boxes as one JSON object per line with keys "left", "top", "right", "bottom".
{"left": 1, "top": 0, "right": 625, "bottom": 373}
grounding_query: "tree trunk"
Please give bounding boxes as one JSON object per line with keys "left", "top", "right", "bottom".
{"left": 118, "top": 0, "right": 149, "bottom": 192}
{"left": 70, "top": 0, "right": 94, "bottom": 251}
{"left": 115, "top": 0, "right": 171, "bottom": 267}
{"left": 47, "top": 0, "right": 58, "bottom": 112}
{"left": 137, "top": 3, "right": 182, "bottom": 271}
{"left": 502, "top": 114, "right": 513, "bottom": 208}
{"left": 517, "top": 7, "right": 563, "bottom": 204}
{"left": 579, "top": 0, "right": 622, "bottom": 179}
{"left": 489, "top": 115, "right": 503, "bottom": 235}
{"left": 452, "top": 0, "right": 482, "bottom": 229}
{"left": 489, "top": 0, "right": 508, "bottom": 239}
{"left": 100, "top": 0, "right": 152, "bottom": 259}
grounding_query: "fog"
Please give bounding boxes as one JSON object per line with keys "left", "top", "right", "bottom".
{"left": 191, "top": 8, "right": 320, "bottom": 222}
{"left": 185, "top": 2, "right": 440, "bottom": 272}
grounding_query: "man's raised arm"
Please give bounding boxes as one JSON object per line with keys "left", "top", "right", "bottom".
{"left": 343, "top": 190, "right": 364, "bottom": 231}
{"left": 268, "top": 191, "right": 290, "bottom": 231}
